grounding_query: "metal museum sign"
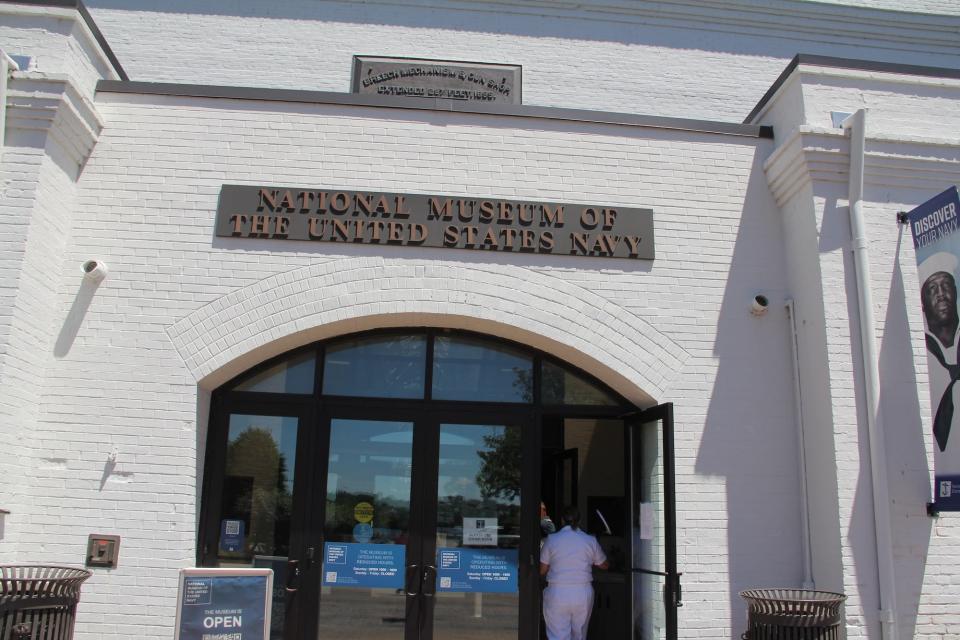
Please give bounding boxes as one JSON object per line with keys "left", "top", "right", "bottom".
{"left": 215, "top": 185, "right": 655, "bottom": 260}
{"left": 352, "top": 56, "right": 522, "bottom": 104}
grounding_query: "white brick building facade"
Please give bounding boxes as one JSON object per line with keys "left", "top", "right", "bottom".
{"left": 1, "top": 1, "right": 959, "bottom": 639}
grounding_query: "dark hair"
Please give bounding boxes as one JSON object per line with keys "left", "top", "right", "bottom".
{"left": 561, "top": 505, "right": 581, "bottom": 530}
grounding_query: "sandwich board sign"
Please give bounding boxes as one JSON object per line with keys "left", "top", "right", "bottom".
{"left": 174, "top": 568, "right": 273, "bottom": 640}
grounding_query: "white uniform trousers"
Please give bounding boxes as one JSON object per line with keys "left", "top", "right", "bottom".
{"left": 543, "top": 583, "right": 594, "bottom": 640}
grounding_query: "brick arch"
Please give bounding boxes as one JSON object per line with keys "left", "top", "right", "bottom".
{"left": 166, "top": 257, "right": 688, "bottom": 405}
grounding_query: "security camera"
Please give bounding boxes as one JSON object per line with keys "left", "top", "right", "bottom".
{"left": 82, "top": 259, "right": 108, "bottom": 282}
{"left": 751, "top": 294, "right": 769, "bottom": 316}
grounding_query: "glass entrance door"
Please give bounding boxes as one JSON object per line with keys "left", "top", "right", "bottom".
{"left": 307, "top": 412, "right": 532, "bottom": 640}
{"left": 199, "top": 407, "right": 311, "bottom": 640}
{"left": 201, "top": 330, "right": 679, "bottom": 640}
{"left": 425, "top": 421, "right": 524, "bottom": 640}
{"left": 315, "top": 418, "right": 416, "bottom": 640}
{"left": 628, "top": 403, "right": 680, "bottom": 640}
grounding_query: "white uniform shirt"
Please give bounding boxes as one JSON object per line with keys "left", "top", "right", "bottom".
{"left": 540, "top": 526, "right": 607, "bottom": 585}
{"left": 926, "top": 326, "right": 960, "bottom": 455}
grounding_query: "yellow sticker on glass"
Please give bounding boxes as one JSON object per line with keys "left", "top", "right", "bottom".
{"left": 354, "top": 502, "right": 374, "bottom": 523}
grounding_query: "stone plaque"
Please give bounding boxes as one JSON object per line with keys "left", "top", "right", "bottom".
{"left": 352, "top": 56, "right": 521, "bottom": 104}
{"left": 215, "top": 185, "right": 655, "bottom": 260}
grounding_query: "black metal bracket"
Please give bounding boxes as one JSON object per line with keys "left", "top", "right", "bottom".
{"left": 927, "top": 502, "right": 940, "bottom": 517}
{"left": 896, "top": 211, "right": 909, "bottom": 225}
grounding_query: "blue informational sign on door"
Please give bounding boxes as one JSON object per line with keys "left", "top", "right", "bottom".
{"left": 322, "top": 542, "right": 405, "bottom": 588}
{"left": 436, "top": 548, "right": 518, "bottom": 593}
{"left": 219, "top": 519, "right": 245, "bottom": 552}
{"left": 176, "top": 571, "right": 271, "bottom": 640}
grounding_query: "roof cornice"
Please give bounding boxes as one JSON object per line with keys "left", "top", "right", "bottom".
{"left": 6, "top": 73, "right": 104, "bottom": 168}
{"left": 97, "top": 80, "right": 774, "bottom": 140}
{"left": 764, "top": 126, "right": 960, "bottom": 206}
{"left": 0, "top": 0, "right": 128, "bottom": 80}
{"left": 746, "top": 54, "right": 960, "bottom": 125}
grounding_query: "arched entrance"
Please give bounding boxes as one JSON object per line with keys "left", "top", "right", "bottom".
{"left": 199, "top": 329, "right": 678, "bottom": 640}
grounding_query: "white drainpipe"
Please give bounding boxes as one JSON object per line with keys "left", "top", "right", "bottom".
{"left": 842, "top": 109, "right": 898, "bottom": 640}
{"left": 785, "top": 299, "right": 815, "bottom": 589}
{"left": 1, "top": 50, "right": 21, "bottom": 161}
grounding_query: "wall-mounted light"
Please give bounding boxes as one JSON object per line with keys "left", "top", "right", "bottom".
{"left": 751, "top": 294, "right": 769, "bottom": 316}
{"left": 82, "top": 259, "right": 108, "bottom": 282}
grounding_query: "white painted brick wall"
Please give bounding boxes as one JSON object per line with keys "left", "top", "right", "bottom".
{"left": 0, "top": 143, "right": 47, "bottom": 557}
{"left": 0, "top": 68, "right": 103, "bottom": 556}
{"left": 798, "top": 70, "right": 960, "bottom": 141}
{"left": 811, "top": 0, "right": 960, "bottom": 14}
{"left": 0, "top": 5, "right": 120, "bottom": 96}
{"left": 761, "top": 66, "right": 960, "bottom": 640}
{"left": 3, "top": 3, "right": 959, "bottom": 639}
{"left": 82, "top": 0, "right": 960, "bottom": 123}
{"left": 9, "top": 91, "right": 796, "bottom": 640}
{"left": 0, "top": 134, "right": 86, "bottom": 559}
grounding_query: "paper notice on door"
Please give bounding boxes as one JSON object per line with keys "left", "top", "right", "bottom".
{"left": 639, "top": 502, "right": 654, "bottom": 540}
{"left": 462, "top": 517, "right": 498, "bottom": 546}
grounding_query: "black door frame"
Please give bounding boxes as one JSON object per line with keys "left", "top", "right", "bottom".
{"left": 198, "top": 329, "right": 679, "bottom": 640}
{"left": 198, "top": 396, "right": 317, "bottom": 640}
{"left": 627, "top": 402, "right": 680, "bottom": 640}
{"left": 289, "top": 400, "right": 540, "bottom": 640}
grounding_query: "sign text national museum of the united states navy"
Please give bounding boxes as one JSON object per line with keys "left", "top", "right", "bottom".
{"left": 216, "top": 186, "right": 655, "bottom": 260}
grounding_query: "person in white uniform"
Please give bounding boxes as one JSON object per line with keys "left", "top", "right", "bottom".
{"left": 539, "top": 505, "right": 609, "bottom": 640}
{"left": 920, "top": 252, "right": 960, "bottom": 452}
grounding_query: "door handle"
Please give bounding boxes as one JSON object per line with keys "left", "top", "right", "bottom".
{"left": 404, "top": 564, "right": 420, "bottom": 596}
{"left": 285, "top": 559, "right": 300, "bottom": 593}
{"left": 422, "top": 565, "right": 437, "bottom": 597}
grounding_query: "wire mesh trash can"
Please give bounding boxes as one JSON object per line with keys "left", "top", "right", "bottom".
{"left": 0, "top": 565, "right": 92, "bottom": 640}
{"left": 740, "top": 589, "right": 846, "bottom": 640}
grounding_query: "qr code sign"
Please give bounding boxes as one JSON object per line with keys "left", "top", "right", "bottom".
{"left": 940, "top": 481, "right": 953, "bottom": 498}
{"left": 326, "top": 572, "right": 337, "bottom": 583}
{"left": 440, "top": 577, "right": 451, "bottom": 588}
{"left": 225, "top": 521, "right": 241, "bottom": 535}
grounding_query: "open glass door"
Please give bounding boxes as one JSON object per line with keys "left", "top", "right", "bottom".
{"left": 199, "top": 406, "right": 312, "bottom": 640}
{"left": 628, "top": 403, "right": 680, "bottom": 640}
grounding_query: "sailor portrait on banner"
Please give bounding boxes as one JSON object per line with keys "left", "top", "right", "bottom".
{"left": 920, "top": 251, "right": 960, "bottom": 453}
{"left": 909, "top": 185, "right": 960, "bottom": 510}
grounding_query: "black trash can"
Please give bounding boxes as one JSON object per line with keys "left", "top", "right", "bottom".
{"left": 0, "top": 565, "right": 92, "bottom": 640}
{"left": 740, "top": 588, "right": 846, "bottom": 640}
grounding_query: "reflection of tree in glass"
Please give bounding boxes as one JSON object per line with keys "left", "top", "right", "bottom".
{"left": 477, "top": 426, "right": 522, "bottom": 500}
{"left": 436, "top": 495, "right": 521, "bottom": 548}
{"left": 540, "top": 364, "right": 567, "bottom": 404}
{"left": 324, "top": 491, "right": 410, "bottom": 544}
{"left": 430, "top": 426, "right": 522, "bottom": 548}
{"left": 225, "top": 428, "right": 292, "bottom": 556}
{"left": 331, "top": 334, "right": 425, "bottom": 394}
{"left": 388, "top": 334, "right": 426, "bottom": 394}
{"left": 511, "top": 367, "right": 535, "bottom": 403}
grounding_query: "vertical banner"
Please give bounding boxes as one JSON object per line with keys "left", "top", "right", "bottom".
{"left": 907, "top": 186, "right": 960, "bottom": 511}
